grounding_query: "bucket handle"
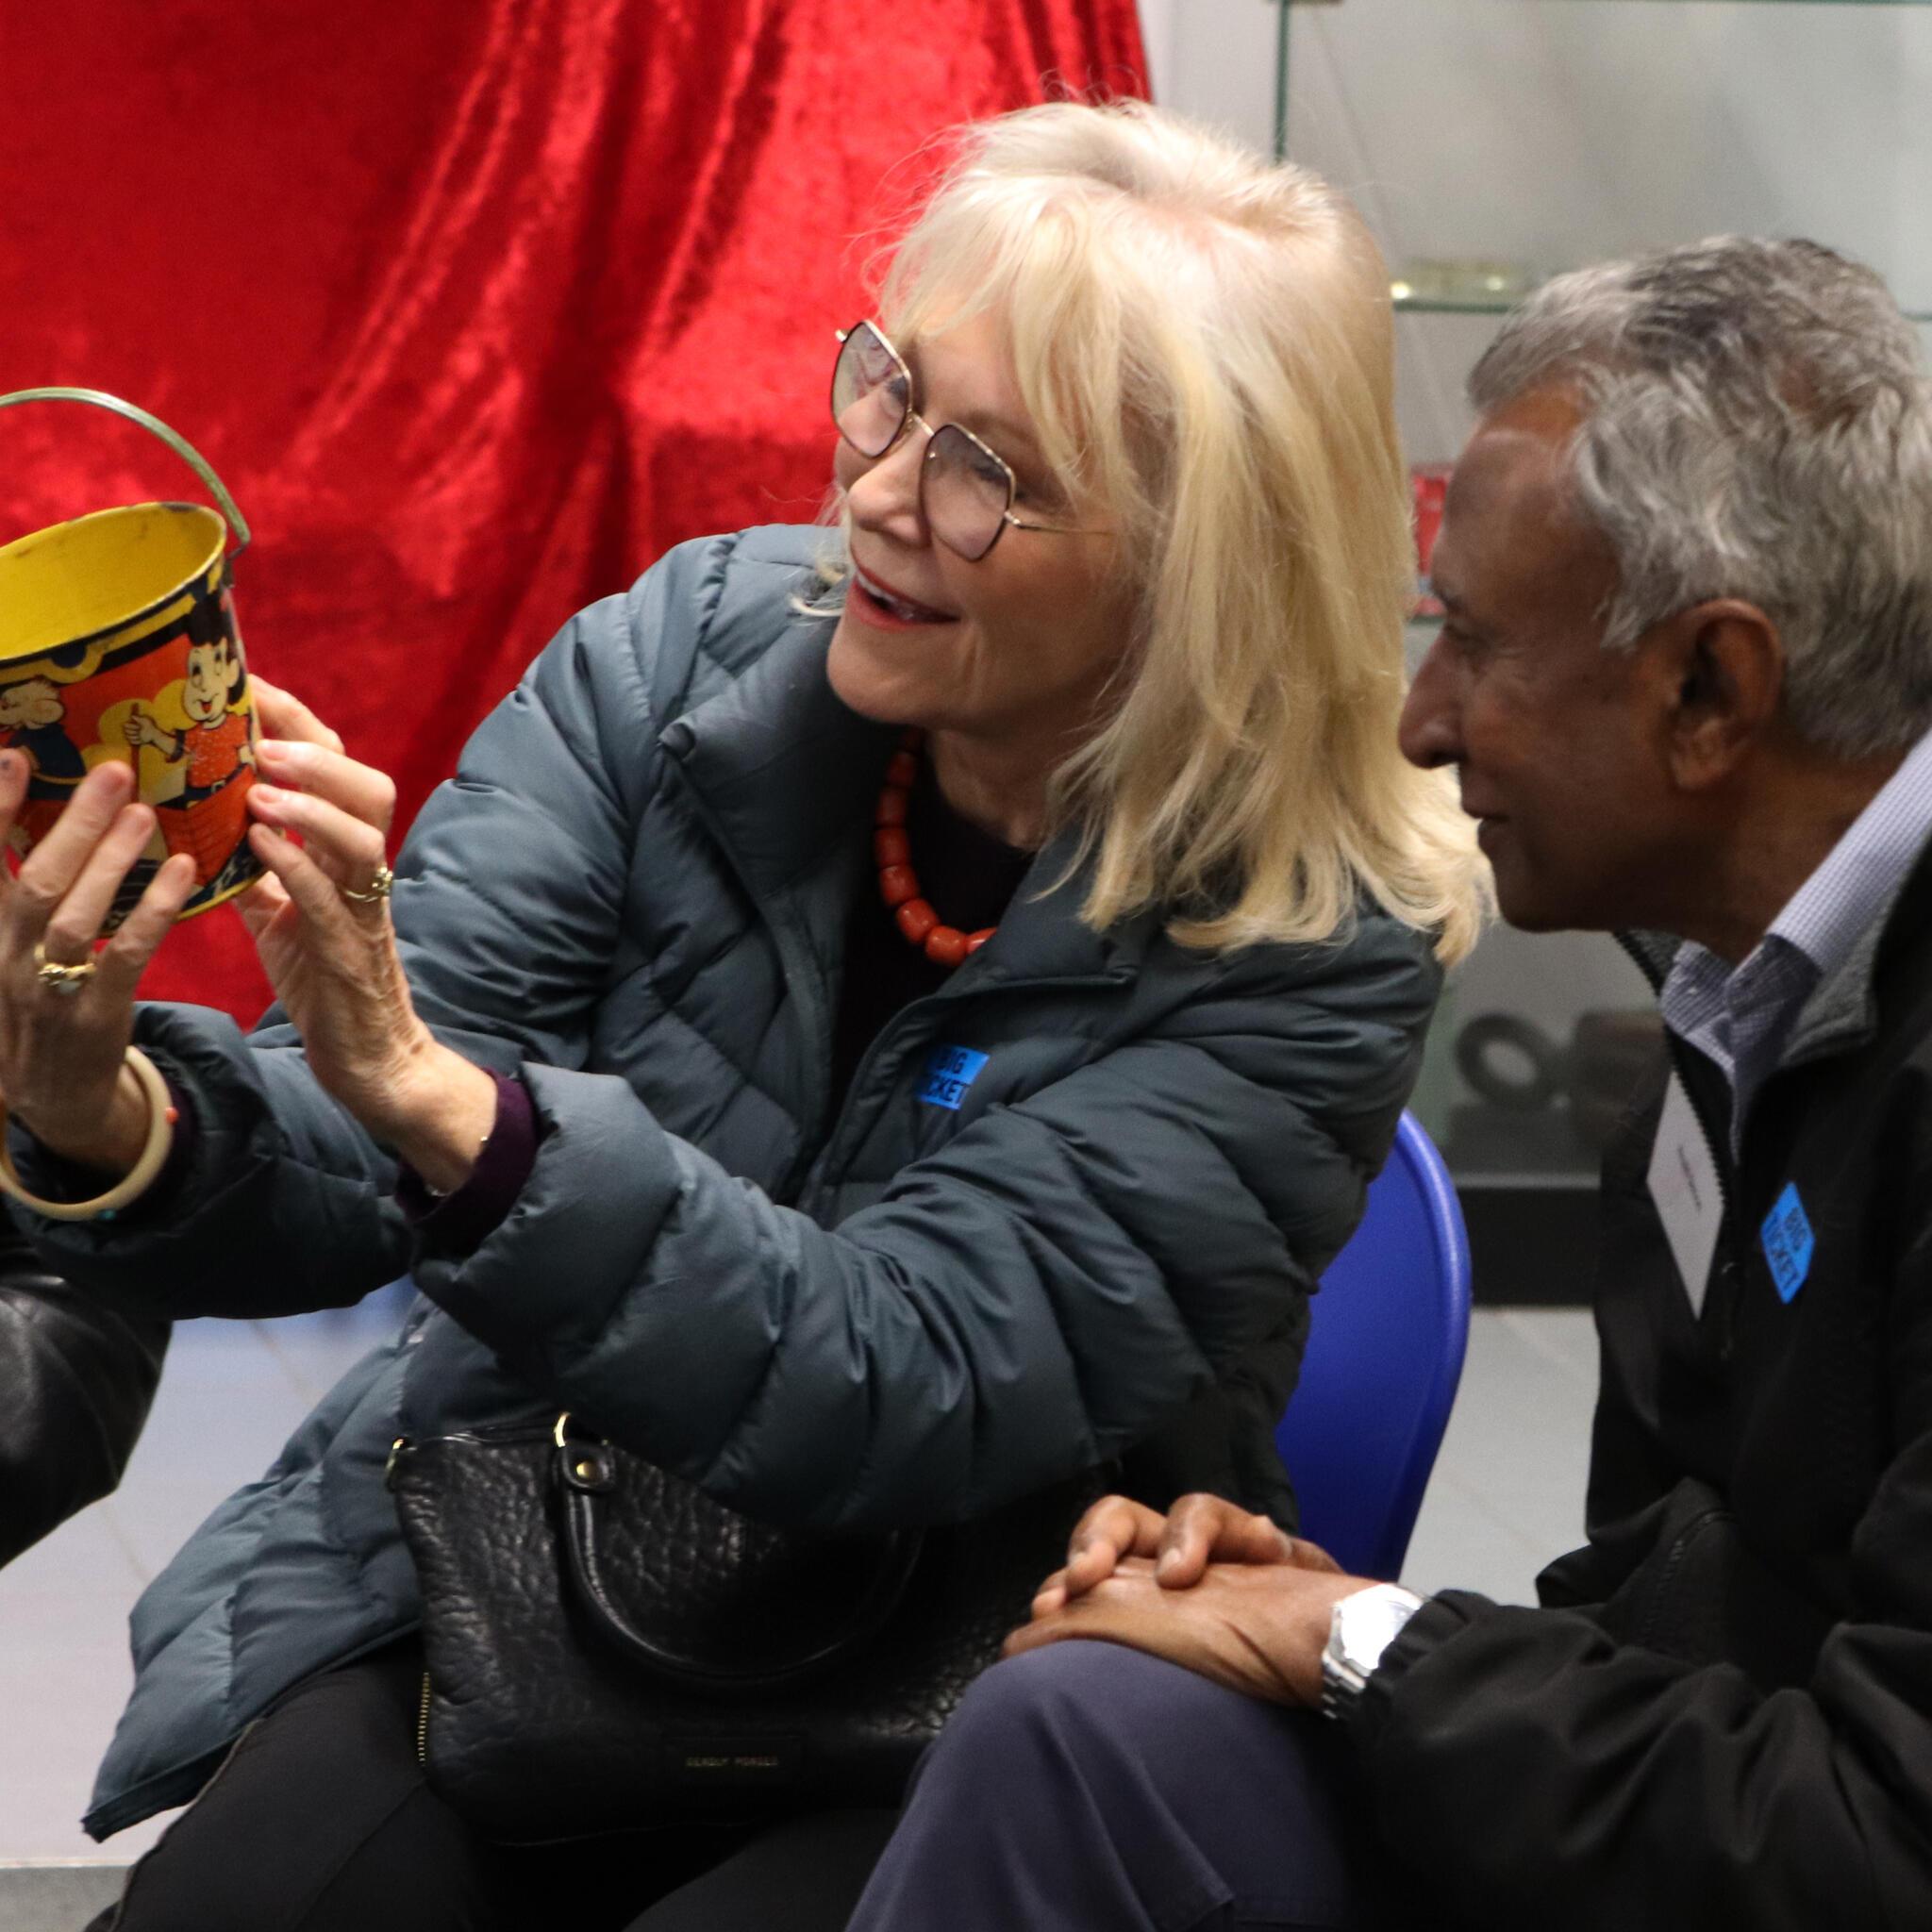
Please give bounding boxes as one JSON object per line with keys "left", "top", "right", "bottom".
{"left": 0, "top": 387, "right": 252, "bottom": 558}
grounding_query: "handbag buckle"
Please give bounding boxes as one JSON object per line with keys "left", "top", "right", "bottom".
{"left": 554, "top": 1412, "right": 616, "bottom": 1493}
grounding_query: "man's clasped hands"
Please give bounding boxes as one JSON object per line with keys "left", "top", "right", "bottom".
{"left": 1008, "top": 1493, "right": 1373, "bottom": 1708}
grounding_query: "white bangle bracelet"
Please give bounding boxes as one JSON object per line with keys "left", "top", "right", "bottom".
{"left": 0, "top": 1046, "right": 177, "bottom": 1223}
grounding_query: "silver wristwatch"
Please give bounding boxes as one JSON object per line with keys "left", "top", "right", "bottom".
{"left": 1319, "top": 1582, "right": 1424, "bottom": 1722}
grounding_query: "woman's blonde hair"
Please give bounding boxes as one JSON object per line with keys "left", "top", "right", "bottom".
{"left": 835, "top": 99, "right": 1487, "bottom": 963}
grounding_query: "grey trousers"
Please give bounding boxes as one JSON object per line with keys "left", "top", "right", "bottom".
{"left": 845, "top": 1641, "right": 1393, "bottom": 1931}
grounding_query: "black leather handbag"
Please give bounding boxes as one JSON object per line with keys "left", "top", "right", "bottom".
{"left": 388, "top": 1414, "right": 1098, "bottom": 1843}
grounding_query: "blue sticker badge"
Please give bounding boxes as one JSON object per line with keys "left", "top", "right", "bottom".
{"left": 1760, "top": 1183, "right": 1815, "bottom": 1304}
{"left": 918, "top": 1045, "right": 988, "bottom": 1111}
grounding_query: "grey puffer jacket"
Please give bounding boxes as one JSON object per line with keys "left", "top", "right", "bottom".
{"left": 21, "top": 527, "right": 1441, "bottom": 1839}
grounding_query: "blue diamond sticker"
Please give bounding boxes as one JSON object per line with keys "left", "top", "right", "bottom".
{"left": 1759, "top": 1183, "right": 1815, "bottom": 1304}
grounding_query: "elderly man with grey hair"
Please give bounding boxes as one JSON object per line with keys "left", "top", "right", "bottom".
{"left": 831, "top": 237, "right": 1932, "bottom": 1932}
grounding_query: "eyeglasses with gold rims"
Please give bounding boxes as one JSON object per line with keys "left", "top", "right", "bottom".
{"left": 829, "top": 320, "right": 1102, "bottom": 562}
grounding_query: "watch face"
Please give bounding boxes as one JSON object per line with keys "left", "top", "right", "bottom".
{"left": 1336, "top": 1584, "right": 1424, "bottom": 1676}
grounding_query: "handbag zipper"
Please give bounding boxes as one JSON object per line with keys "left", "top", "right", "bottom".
{"left": 416, "top": 1670, "right": 432, "bottom": 1766}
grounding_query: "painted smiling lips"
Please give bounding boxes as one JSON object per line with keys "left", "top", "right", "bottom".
{"left": 851, "top": 564, "right": 958, "bottom": 627}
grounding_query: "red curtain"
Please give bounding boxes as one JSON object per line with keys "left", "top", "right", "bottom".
{"left": 0, "top": 0, "right": 1144, "bottom": 1017}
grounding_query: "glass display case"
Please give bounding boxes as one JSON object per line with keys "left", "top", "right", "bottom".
{"left": 1144, "top": 0, "right": 1932, "bottom": 1293}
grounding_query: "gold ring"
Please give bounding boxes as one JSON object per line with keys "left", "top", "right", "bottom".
{"left": 33, "top": 937, "right": 97, "bottom": 997}
{"left": 341, "top": 862, "right": 394, "bottom": 905}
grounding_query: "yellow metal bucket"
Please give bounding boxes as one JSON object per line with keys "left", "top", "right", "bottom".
{"left": 0, "top": 390, "right": 262, "bottom": 928}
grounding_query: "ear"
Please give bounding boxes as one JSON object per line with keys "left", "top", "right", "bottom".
{"left": 1653, "top": 599, "right": 1783, "bottom": 793}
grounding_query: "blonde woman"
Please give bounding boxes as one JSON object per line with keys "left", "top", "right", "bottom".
{"left": 3, "top": 100, "right": 1481, "bottom": 1931}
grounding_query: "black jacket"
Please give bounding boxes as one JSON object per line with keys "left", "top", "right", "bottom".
{"left": 1351, "top": 845, "right": 1932, "bottom": 1930}
{"left": 0, "top": 1221, "right": 166, "bottom": 1568}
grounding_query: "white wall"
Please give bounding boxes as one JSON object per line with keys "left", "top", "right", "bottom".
{"left": 1136, "top": 0, "right": 1280, "bottom": 145}
{"left": 1140, "top": 0, "right": 1932, "bottom": 461}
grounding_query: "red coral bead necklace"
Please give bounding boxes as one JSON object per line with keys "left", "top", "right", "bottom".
{"left": 874, "top": 729, "right": 997, "bottom": 969}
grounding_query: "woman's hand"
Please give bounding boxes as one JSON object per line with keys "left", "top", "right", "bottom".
{"left": 238, "top": 680, "right": 495, "bottom": 1190}
{"left": 1029, "top": 1491, "right": 1339, "bottom": 1618}
{"left": 0, "top": 757, "right": 197, "bottom": 1174}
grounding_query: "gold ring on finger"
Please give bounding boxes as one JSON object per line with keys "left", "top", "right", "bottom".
{"left": 33, "top": 937, "right": 98, "bottom": 998}
{"left": 341, "top": 861, "right": 394, "bottom": 905}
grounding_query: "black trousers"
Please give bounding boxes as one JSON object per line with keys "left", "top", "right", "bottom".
{"left": 846, "top": 1642, "right": 1394, "bottom": 1930}
{"left": 90, "top": 1647, "right": 895, "bottom": 1932}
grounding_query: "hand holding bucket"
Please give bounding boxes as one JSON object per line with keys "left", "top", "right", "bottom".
{"left": 0, "top": 392, "right": 492, "bottom": 1203}
{"left": 0, "top": 389, "right": 262, "bottom": 930}
{"left": 0, "top": 393, "right": 489, "bottom": 1208}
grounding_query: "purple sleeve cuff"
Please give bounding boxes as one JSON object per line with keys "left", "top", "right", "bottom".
{"left": 394, "top": 1069, "right": 537, "bottom": 1257}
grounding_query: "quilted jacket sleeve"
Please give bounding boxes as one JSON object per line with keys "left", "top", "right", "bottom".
{"left": 406, "top": 918, "right": 1434, "bottom": 1530}
{"left": 6, "top": 542, "right": 714, "bottom": 1319}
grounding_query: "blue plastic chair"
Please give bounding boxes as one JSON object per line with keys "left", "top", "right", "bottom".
{"left": 1274, "top": 1112, "right": 1472, "bottom": 1581}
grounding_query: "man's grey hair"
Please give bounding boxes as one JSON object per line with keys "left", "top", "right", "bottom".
{"left": 1470, "top": 237, "right": 1932, "bottom": 758}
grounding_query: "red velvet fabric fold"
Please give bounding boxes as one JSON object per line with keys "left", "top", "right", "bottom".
{"left": 0, "top": 1, "right": 1144, "bottom": 1015}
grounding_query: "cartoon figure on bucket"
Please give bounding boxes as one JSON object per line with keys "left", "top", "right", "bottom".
{"left": 0, "top": 676, "right": 85, "bottom": 853}
{"left": 124, "top": 604, "right": 257, "bottom": 888}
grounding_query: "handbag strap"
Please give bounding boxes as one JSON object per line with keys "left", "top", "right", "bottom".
{"left": 555, "top": 1417, "right": 927, "bottom": 1692}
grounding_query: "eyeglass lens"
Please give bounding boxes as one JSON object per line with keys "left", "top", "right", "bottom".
{"left": 831, "top": 323, "right": 1015, "bottom": 562}
{"left": 830, "top": 324, "right": 908, "bottom": 458}
{"left": 923, "top": 426, "right": 1010, "bottom": 561}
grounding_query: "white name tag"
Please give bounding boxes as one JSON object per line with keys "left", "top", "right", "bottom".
{"left": 1647, "top": 1073, "right": 1724, "bottom": 1316}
